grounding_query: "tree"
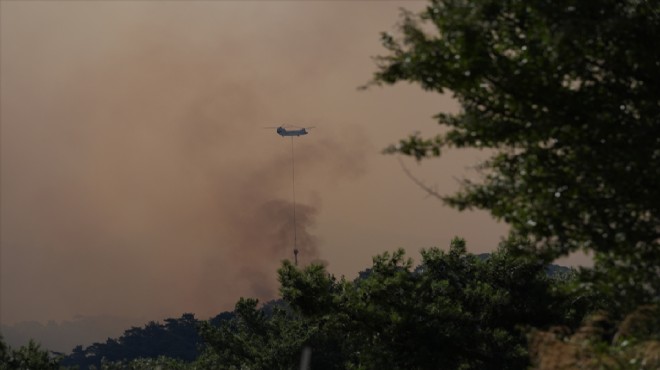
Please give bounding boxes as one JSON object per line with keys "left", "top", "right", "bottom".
{"left": 278, "top": 238, "right": 583, "bottom": 370}
{"left": 197, "top": 298, "right": 316, "bottom": 370}
{"left": 90, "top": 356, "right": 190, "bottom": 370}
{"left": 371, "top": 0, "right": 660, "bottom": 313}
{"left": 195, "top": 239, "right": 581, "bottom": 369}
{"left": 0, "top": 336, "right": 60, "bottom": 370}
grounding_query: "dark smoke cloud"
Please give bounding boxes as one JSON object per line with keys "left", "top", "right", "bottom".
{"left": 231, "top": 200, "right": 319, "bottom": 300}
{"left": 1, "top": 3, "right": 368, "bottom": 324}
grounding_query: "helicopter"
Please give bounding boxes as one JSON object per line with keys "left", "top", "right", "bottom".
{"left": 265, "top": 126, "right": 315, "bottom": 137}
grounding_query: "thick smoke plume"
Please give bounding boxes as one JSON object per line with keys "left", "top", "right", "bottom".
{"left": 1, "top": 4, "right": 367, "bottom": 324}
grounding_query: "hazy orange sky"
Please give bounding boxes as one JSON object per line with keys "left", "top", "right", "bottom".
{"left": 1, "top": 1, "right": 588, "bottom": 326}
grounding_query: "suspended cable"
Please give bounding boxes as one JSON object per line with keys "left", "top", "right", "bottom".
{"left": 291, "top": 136, "right": 299, "bottom": 266}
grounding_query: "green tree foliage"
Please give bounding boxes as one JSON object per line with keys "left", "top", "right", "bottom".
{"left": 0, "top": 336, "right": 60, "bottom": 370}
{"left": 195, "top": 239, "right": 581, "bottom": 369}
{"left": 276, "top": 238, "right": 582, "bottom": 370}
{"left": 90, "top": 356, "right": 189, "bottom": 370}
{"left": 197, "top": 298, "right": 316, "bottom": 370}
{"left": 371, "top": 0, "right": 660, "bottom": 314}
{"left": 53, "top": 242, "right": 583, "bottom": 369}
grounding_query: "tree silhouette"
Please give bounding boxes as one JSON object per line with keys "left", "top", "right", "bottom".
{"left": 371, "top": 0, "right": 659, "bottom": 314}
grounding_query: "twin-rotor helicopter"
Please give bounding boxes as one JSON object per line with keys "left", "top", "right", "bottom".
{"left": 264, "top": 125, "right": 315, "bottom": 137}
{"left": 264, "top": 124, "right": 314, "bottom": 266}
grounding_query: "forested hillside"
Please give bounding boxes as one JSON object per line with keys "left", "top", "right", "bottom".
{"left": 0, "top": 246, "right": 582, "bottom": 369}
{"left": 1, "top": 245, "right": 657, "bottom": 369}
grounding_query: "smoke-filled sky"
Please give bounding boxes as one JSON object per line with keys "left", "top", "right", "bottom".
{"left": 0, "top": 1, "right": 588, "bottom": 326}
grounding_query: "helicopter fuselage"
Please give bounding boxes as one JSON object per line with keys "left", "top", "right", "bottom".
{"left": 276, "top": 127, "right": 308, "bottom": 137}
